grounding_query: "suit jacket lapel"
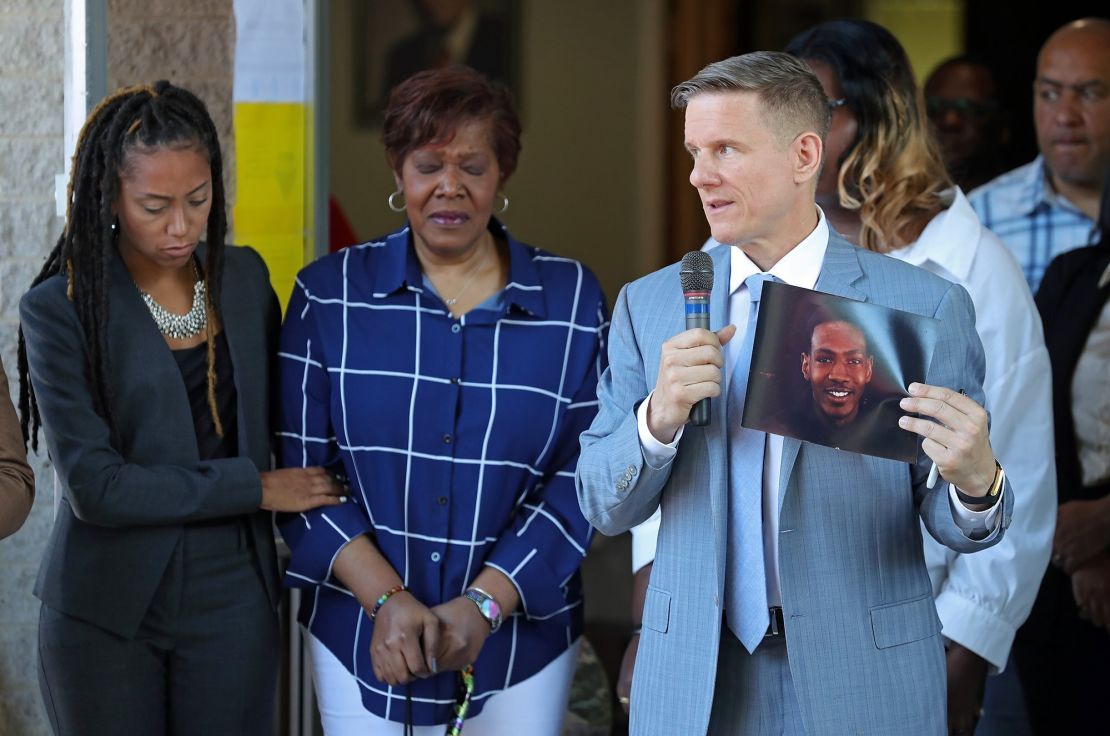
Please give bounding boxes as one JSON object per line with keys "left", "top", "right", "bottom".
{"left": 779, "top": 233, "right": 867, "bottom": 509}
{"left": 216, "top": 250, "right": 255, "bottom": 460}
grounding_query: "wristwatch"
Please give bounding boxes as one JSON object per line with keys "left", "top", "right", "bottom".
{"left": 463, "top": 587, "right": 503, "bottom": 633}
{"left": 954, "top": 460, "right": 1005, "bottom": 509}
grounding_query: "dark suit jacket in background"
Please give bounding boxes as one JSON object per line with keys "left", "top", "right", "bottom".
{"left": 20, "top": 245, "right": 281, "bottom": 638}
{"left": 1034, "top": 244, "right": 1110, "bottom": 504}
{"left": 1017, "top": 243, "right": 1110, "bottom": 734}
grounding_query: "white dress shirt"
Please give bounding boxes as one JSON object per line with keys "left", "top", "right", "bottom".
{"left": 887, "top": 187, "right": 1055, "bottom": 670}
{"left": 633, "top": 207, "right": 1002, "bottom": 610}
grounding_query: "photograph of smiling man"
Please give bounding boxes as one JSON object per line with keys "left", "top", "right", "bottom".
{"left": 743, "top": 281, "right": 939, "bottom": 462}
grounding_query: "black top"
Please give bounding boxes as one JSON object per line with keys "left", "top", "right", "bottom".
{"left": 172, "top": 331, "right": 238, "bottom": 461}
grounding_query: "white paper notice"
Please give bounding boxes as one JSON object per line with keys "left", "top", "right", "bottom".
{"left": 233, "top": 0, "right": 305, "bottom": 103}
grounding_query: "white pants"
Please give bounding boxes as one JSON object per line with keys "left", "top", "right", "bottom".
{"left": 307, "top": 633, "right": 580, "bottom": 735}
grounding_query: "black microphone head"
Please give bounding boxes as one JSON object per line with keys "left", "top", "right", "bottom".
{"left": 679, "top": 251, "right": 714, "bottom": 293}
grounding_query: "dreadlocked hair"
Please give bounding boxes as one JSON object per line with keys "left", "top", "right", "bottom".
{"left": 18, "top": 80, "right": 228, "bottom": 451}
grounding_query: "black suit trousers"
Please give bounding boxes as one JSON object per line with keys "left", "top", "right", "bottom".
{"left": 37, "top": 519, "right": 278, "bottom": 736}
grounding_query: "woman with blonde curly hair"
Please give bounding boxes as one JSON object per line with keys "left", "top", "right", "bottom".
{"left": 784, "top": 19, "right": 1057, "bottom": 736}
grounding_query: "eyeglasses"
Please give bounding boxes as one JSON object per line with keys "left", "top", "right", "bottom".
{"left": 827, "top": 97, "right": 848, "bottom": 111}
{"left": 926, "top": 96, "right": 998, "bottom": 120}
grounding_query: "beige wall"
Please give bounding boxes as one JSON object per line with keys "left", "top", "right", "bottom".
{"left": 329, "top": 0, "right": 666, "bottom": 305}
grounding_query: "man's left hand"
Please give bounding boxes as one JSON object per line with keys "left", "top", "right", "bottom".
{"left": 945, "top": 642, "right": 987, "bottom": 736}
{"left": 1053, "top": 498, "right": 1110, "bottom": 574}
{"left": 899, "top": 383, "right": 997, "bottom": 498}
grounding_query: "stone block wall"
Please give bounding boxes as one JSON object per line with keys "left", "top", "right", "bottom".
{"left": 107, "top": 0, "right": 236, "bottom": 209}
{"left": 0, "top": 0, "right": 63, "bottom": 731}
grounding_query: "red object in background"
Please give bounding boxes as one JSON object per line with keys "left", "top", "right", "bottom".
{"left": 329, "top": 196, "right": 360, "bottom": 252}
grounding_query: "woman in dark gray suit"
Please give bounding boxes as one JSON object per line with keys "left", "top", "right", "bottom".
{"left": 17, "top": 81, "right": 345, "bottom": 735}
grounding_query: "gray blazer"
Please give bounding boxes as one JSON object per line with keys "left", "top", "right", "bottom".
{"left": 20, "top": 245, "right": 281, "bottom": 638}
{"left": 577, "top": 233, "right": 1013, "bottom": 735}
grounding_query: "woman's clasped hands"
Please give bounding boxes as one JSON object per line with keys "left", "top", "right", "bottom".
{"left": 369, "top": 591, "right": 491, "bottom": 685}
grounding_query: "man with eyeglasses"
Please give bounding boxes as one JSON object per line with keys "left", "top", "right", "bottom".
{"left": 968, "top": 18, "right": 1110, "bottom": 291}
{"left": 925, "top": 56, "right": 1010, "bottom": 193}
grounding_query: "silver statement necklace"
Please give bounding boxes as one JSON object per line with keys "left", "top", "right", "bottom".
{"left": 137, "top": 263, "right": 207, "bottom": 340}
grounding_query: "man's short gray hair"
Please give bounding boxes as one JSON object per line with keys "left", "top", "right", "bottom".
{"left": 671, "top": 50, "right": 830, "bottom": 144}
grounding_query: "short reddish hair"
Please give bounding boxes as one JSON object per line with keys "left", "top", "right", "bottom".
{"left": 382, "top": 65, "right": 522, "bottom": 181}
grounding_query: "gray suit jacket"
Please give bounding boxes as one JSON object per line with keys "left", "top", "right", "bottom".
{"left": 577, "top": 233, "right": 1013, "bottom": 735}
{"left": 20, "top": 245, "right": 281, "bottom": 638}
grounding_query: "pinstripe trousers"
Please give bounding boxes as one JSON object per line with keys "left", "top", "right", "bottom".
{"left": 708, "top": 632, "right": 805, "bottom": 736}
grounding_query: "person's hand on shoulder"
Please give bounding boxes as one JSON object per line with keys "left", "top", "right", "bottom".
{"left": 647, "top": 325, "right": 736, "bottom": 443}
{"left": 259, "top": 467, "right": 347, "bottom": 512}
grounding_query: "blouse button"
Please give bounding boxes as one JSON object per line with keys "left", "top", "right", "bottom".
{"left": 442, "top": 434, "right": 453, "bottom": 444}
{"left": 437, "top": 496, "right": 448, "bottom": 506}
{"left": 451, "top": 323, "right": 461, "bottom": 334}
{"left": 431, "top": 552, "right": 441, "bottom": 562}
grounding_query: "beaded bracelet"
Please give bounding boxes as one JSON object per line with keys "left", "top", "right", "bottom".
{"left": 370, "top": 585, "right": 406, "bottom": 620}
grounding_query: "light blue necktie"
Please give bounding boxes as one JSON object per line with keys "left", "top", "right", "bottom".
{"left": 725, "top": 273, "right": 774, "bottom": 653}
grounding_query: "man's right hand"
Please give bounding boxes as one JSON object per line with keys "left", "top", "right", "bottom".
{"left": 259, "top": 467, "right": 347, "bottom": 512}
{"left": 647, "top": 325, "right": 736, "bottom": 443}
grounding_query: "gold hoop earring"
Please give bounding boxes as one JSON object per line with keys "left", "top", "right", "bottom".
{"left": 388, "top": 190, "right": 406, "bottom": 213}
{"left": 496, "top": 192, "right": 509, "bottom": 214}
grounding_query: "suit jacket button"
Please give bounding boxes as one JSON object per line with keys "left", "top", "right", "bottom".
{"left": 627, "top": 464, "right": 638, "bottom": 476}
{"left": 616, "top": 480, "right": 628, "bottom": 492}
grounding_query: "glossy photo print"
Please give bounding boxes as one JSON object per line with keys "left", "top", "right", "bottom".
{"left": 742, "top": 282, "right": 940, "bottom": 463}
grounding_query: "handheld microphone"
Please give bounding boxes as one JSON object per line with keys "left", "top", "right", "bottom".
{"left": 679, "top": 251, "right": 714, "bottom": 426}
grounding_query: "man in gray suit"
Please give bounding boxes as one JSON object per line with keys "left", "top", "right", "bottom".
{"left": 577, "top": 52, "right": 1013, "bottom": 735}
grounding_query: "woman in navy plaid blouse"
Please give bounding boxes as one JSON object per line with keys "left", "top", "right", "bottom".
{"left": 276, "top": 66, "right": 609, "bottom": 733}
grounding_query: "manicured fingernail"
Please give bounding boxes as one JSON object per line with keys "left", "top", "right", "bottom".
{"left": 898, "top": 417, "right": 910, "bottom": 428}
{"left": 899, "top": 398, "right": 912, "bottom": 409}
{"left": 431, "top": 658, "right": 438, "bottom": 674}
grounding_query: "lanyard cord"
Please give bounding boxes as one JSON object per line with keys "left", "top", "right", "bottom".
{"left": 445, "top": 665, "right": 475, "bottom": 735}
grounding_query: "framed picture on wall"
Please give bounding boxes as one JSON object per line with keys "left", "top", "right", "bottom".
{"left": 353, "top": 0, "right": 522, "bottom": 127}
